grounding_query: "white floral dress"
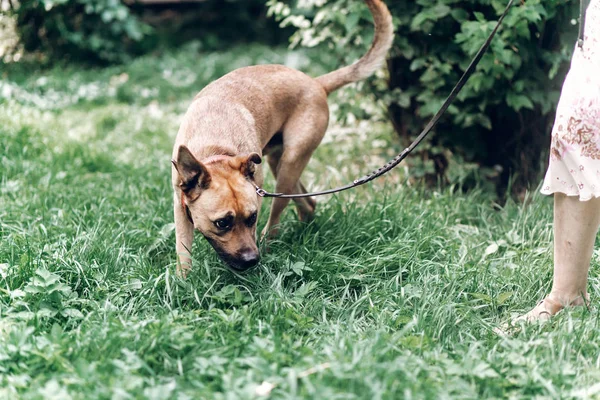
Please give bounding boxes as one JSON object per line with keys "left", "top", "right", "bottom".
{"left": 541, "top": 0, "right": 600, "bottom": 200}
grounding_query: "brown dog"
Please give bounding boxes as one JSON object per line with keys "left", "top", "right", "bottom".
{"left": 171, "top": 0, "right": 393, "bottom": 274}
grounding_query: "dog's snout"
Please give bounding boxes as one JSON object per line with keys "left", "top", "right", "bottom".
{"left": 238, "top": 249, "right": 260, "bottom": 270}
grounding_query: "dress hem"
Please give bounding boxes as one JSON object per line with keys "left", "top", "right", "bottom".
{"left": 540, "top": 187, "right": 600, "bottom": 201}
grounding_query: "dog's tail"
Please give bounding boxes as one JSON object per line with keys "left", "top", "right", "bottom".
{"left": 316, "top": 0, "right": 394, "bottom": 95}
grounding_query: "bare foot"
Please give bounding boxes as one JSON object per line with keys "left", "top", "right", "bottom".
{"left": 512, "top": 293, "right": 589, "bottom": 324}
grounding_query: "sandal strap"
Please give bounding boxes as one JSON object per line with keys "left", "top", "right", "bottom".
{"left": 539, "top": 297, "right": 564, "bottom": 315}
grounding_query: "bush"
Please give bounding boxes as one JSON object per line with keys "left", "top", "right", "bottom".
{"left": 144, "top": 0, "right": 290, "bottom": 51}
{"left": 11, "top": 0, "right": 152, "bottom": 63}
{"left": 268, "top": 0, "right": 580, "bottom": 194}
{"left": 8, "top": 0, "right": 289, "bottom": 65}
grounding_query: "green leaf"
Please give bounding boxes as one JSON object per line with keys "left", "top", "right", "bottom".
{"left": 432, "top": 4, "right": 451, "bottom": 19}
{"left": 24, "top": 285, "right": 44, "bottom": 294}
{"left": 484, "top": 243, "right": 499, "bottom": 257}
{"left": 101, "top": 10, "right": 114, "bottom": 23}
{"left": 506, "top": 92, "right": 535, "bottom": 111}
{"left": 50, "top": 323, "right": 63, "bottom": 339}
{"left": 45, "top": 282, "right": 71, "bottom": 295}
{"left": 125, "top": 279, "right": 143, "bottom": 291}
{"left": 410, "top": 13, "right": 429, "bottom": 31}
{"left": 473, "top": 12, "right": 486, "bottom": 23}
{"left": 451, "top": 9, "right": 470, "bottom": 22}
{"left": 515, "top": 20, "right": 530, "bottom": 39}
{"left": 62, "top": 308, "right": 84, "bottom": 319}
{"left": 470, "top": 293, "right": 492, "bottom": 303}
{"left": 420, "top": 66, "right": 440, "bottom": 83}
{"left": 399, "top": 335, "right": 429, "bottom": 349}
{"left": 291, "top": 261, "right": 312, "bottom": 276}
{"left": 35, "top": 268, "right": 60, "bottom": 284}
{"left": 396, "top": 91, "right": 411, "bottom": 108}
{"left": 345, "top": 13, "right": 360, "bottom": 33}
{"left": 295, "top": 281, "right": 317, "bottom": 299}
{"left": 496, "top": 292, "right": 514, "bottom": 306}
{"left": 480, "top": 116, "right": 492, "bottom": 130}
{"left": 410, "top": 58, "right": 428, "bottom": 71}
{"left": 472, "top": 362, "right": 499, "bottom": 379}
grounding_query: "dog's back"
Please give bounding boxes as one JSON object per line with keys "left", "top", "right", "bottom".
{"left": 183, "top": 65, "right": 325, "bottom": 148}
{"left": 186, "top": 0, "right": 394, "bottom": 146}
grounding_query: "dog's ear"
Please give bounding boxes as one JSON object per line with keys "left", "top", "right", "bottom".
{"left": 236, "top": 152, "right": 262, "bottom": 179}
{"left": 172, "top": 145, "right": 211, "bottom": 194}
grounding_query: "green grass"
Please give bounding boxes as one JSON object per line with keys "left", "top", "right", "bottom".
{"left": 2, "top": 44, "right": 600, "bottom": 399}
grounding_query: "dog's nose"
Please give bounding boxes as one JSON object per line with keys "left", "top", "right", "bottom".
{"left": 238, "top": 249, "right": 260, "bottom": 270}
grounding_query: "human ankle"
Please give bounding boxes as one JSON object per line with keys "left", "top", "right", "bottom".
{"left": 547, "top": 290, "right": 589, "bottom": 307}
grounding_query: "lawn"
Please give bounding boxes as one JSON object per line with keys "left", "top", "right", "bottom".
{"left": 2, "top": 44, "right": 600, "bottom": 399}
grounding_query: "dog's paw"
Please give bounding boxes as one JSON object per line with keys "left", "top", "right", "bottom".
{"left": 261, "top": 225, "right": 279, "bottom": 241}
{"left": 176, "top": 265, "right": 191, "bottom": 278}
{"left": 296, "top": 197, "right": 316, "bottom": 222}
{"left": 298, "top": 209, "right": 315, "bottom": 223}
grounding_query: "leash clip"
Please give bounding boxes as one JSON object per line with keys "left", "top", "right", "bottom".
{"left": 256, "top": 188, "right": 268, "bottom": 197}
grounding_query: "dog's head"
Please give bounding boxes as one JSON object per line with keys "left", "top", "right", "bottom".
{"left": 172, "top": 145, "right": 262, "bottom": 272}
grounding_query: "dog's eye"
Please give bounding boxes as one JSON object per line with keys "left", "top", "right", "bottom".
{"left": 214, "top": 216, "right": 233, "bottom": 230}
{"left": 246, "top": 212, "right": 257, "bottom": 227}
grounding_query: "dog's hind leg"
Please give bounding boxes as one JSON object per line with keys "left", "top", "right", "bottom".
{"left": 297, "top": 180, "right": 317, "bottom": 211}
{"left": 265, "top": 146, "right": 317, "bottom": 222}
{"left": 262, "top": 107, "right": 328, "bottom": 238}
{"left": 294, "top": 181, "right": 317, "bottom": 222}
{"left": 173, "top": 191, "right": 194, "bottom": 276}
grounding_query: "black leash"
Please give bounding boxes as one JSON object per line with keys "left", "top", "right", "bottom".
{"left": 254, "top": 0, "right": 516, "bottom": 199}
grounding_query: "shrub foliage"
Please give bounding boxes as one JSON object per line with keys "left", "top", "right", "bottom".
{"left": 8, "top": 0, "right": 287, "bottom": 64}
{"left": 269, "top": 0, "right": 580, "bottom": 193}
{"left": 11, "top": 0, "right": 152, "bottom": 63}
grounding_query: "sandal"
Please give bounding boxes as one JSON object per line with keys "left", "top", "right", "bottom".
{"left": 514, "top": 297, "right": 564, "bottom": 323}
{"left": 512, "top": 294, "right": 590, "bottom": 324}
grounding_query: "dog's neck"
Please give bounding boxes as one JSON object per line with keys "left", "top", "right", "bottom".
{"left": 198, "top": 144, "right": 237, "bottom": 165}
{"left": 203, "top": 155, "right": 232, "bottom": 165}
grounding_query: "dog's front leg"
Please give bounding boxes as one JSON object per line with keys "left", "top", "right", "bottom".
{"left": 173, "top": 191, "right": 194, "bottom": 276}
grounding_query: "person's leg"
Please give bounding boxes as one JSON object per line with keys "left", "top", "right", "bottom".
{"left": 517, "top": 193, "right": 600, "bottom": 322}
{"left": 550, "top": 193, "right": 600, "bottom": 303}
